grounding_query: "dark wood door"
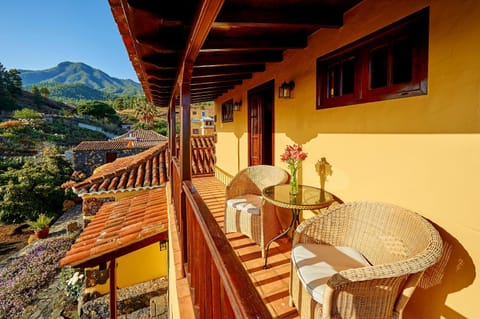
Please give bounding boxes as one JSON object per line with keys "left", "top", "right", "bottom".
{"left": 248, "top": 81, "right": 274, "bottom": 166}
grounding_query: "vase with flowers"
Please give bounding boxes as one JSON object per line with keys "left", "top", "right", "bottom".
{"left": 280, "top": 144, "right": 308, "bottom": 195}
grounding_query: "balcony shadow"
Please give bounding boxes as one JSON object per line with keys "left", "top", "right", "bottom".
{"left": 405, "top": 223, "right": 476, "bottom": 319}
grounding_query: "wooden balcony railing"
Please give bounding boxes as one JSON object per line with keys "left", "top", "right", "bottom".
{"left": 171, "top": 162, "right": 272, "bottom": 318}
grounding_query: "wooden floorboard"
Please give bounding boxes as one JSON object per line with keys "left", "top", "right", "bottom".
{"left": 192, "top": 176, "right": 299, "bottom": 319}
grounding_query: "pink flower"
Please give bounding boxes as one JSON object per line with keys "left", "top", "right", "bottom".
{"left": 280, "top": 144, "right": 308, "bottom": 165}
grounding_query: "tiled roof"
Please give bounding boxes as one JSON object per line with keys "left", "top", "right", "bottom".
{"left": 73, "top": 140, "right": 158, "bottom": 151}
{"left": 73, "top": 142, "right": 168, "bottom": 195}
{"left": 175, "top": 135, "right": 216, "bottom": 176}
{"left": 113, "top": 130, "right": 167, "bottom": 142}
{"left": 73, "top": 130, "right": 166, "bottom": 151}
{"left": 60, "top": 188, "right": 168, "bottom": 267}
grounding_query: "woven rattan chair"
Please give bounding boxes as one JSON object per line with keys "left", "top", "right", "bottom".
{"left": 224, "top": 165, "right": 289, "bottom": 257}
{"left": 290, "top": 201, "right": 443, "bottom": 319}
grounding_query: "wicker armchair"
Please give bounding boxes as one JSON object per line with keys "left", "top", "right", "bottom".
{"left": 290, "top": 201, "right": 443, "bottom": 319}
{"left": 224, "top": 165, "right": 289, "bottom": 257}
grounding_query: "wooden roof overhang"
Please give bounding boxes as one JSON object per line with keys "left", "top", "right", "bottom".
{"left": 108, "top": 0, "right": 362, "bottom": 106}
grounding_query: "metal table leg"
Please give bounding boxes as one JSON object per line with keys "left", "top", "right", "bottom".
{"left": 263, "top": 208, "right": 300, "bottom": 269}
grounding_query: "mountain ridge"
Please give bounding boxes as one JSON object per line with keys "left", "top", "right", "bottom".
{"left": 19, "top": 62, "right": 142, "bottom": 97}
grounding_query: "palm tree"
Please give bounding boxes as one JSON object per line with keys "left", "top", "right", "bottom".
{"left": 133, "top": 96, "right": 158, "bottom": 129}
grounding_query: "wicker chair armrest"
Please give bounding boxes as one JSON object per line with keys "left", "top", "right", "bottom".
{"left": 293, "top": 211, "right": 347, "bottom": 246}
{"left": 328, "top": 250, "right": 440, "bottom": 288}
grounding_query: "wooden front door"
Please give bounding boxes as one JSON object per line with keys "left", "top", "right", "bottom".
{"left": 248, "top": 80, "right": 274, "bottom": 166}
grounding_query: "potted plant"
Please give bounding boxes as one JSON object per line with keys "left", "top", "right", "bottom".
{"left": 27, "top": 214, "right": 53, "bottom": 239}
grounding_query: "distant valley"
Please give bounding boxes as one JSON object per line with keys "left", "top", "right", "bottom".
{"left": 20, "top": 61, "right": 142, "bottom": 102}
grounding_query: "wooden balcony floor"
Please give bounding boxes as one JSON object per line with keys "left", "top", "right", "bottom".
{"left": 193, "top": 176, "right": 299, "bottom": 319}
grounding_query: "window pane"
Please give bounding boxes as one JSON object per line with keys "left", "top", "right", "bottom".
{"left": 370, "top": 47, "right": 388, "bottom": 89}
{"left": 327, "top": 63, "right": 341, "bottom": 97}
{"left": 392, "top": 39, "right": 413, "bottom": 84}
{"left": 342, "top": 58, "right": 355, "bottom": 95}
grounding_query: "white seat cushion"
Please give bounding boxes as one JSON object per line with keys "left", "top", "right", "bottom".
{"left": 292, "top": 244, "right": 371, "bottom": 304}
{"left": 226, "top": 194, "right": 262, "bottom": 214}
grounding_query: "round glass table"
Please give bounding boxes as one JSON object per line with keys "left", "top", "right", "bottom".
{"left": 261, "top": 184, "right": 342, "bottom": 268}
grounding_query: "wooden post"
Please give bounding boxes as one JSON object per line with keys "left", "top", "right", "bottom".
{"left": 179, "top": 80, "right": 191, "bottom": 264}
{"left": 109, "top": 258, "right": 117, "bottom": 319}
{"left": 180, "top": 80, "right": 192, "bottom": 182}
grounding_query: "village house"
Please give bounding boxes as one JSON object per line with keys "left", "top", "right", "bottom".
{"left": 62, "top": 0, "right": 480, "bottom": 318}
{"left": 73, "top": 129, "right": 167, "bottom": 176}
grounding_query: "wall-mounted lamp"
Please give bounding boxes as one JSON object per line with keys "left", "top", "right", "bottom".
{"left": 233, "top": 100, "right": 242, "bottom": 111}
{"left": 278, "top": 81, "right": 295, "bottom": 99}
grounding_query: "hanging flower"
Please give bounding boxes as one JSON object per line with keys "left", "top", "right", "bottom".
{"left": 280, "top": 144, "right": 307, "bottom": 194}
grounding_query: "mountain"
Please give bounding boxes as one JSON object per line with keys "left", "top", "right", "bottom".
{"left": 19, "top": 62, "right": 142, "bottom": 98}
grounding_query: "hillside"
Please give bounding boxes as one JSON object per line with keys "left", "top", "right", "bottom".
{"left": 14, "top": 89, "right": 75, "bottom": 114}
{"left": 20, "top": 61, "right": 142, "bottom": 98}
{"left": 23, "top": 82, "right": 115, "bottom": 102}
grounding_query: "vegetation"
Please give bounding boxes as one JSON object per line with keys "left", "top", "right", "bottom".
{"left": 0, "top": 116, "right": 106, "bottom": 155}
{"left": 12, "top": 108, "right": 42, "bottom": 120}
{"left": 113, "top": 95, "right": 169, "bottom": 135}
{"left": 0, "top": 146, "right": 74, "bottom": 223}
{"left": 26, "top": 214, "right": 53, "bottom": 231}
{"left": 0, "top": 236, "right": 74, "bottom": 318}
{"left": 76, "top": 100, "right": 116, "bottom": 119}
{"left": 23, "top": 82, "right": 116, "bottom": 104}
{"left": 0, "top": 63, "right": 23, "bottom": 111}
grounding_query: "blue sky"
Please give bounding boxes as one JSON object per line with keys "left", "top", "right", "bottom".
{"left": 0, "top": 1, "right": 138, "bottom": 82}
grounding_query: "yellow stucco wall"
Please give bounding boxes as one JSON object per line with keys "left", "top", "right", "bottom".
{"left": 85, "top": 243, "right": 167, "bottom": 295}
{"left": 81, "top": 190, "right": 167, "bottom": 295}
{"left": 117, "top": 242, "right": 167, "bottom": 288}
{"left": 214, "top": 0, "right": 480, "bottom": 318}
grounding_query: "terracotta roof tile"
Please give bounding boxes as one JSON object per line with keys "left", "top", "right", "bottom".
{"left": 73, "top": 142, "right": 168, "bottom": 196}
{"left": 61, "top": 188, "right": 168, "bottom": 267}
{"left": 73, "top": 140, "right": 160, "bottom": 151}
{"left": 176, "top": 135, "right": 216, "bottom": 176}
{"left": 73, "top": 130, "right": 166, "bottom": 152}
{"left": 113, "top": 130, "right": 167, "bottom": 142}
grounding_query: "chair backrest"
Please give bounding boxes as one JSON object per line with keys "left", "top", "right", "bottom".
{"left": 226, "top": 165, "right": 289, "bottom": 197}
{"left": 324, "top": 201, "right": 442, "bottom": 266}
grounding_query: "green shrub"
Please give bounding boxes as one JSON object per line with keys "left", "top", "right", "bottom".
{"left": 13, "top": 108, "right": 42, "bottom": 120}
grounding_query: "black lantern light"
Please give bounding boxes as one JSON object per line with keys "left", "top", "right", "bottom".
{"left": 278, "top": 81, "right": 295, "bottom": 98}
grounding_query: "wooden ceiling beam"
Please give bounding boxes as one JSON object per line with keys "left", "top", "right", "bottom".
{"left": 196, "top": 50, "right": 282, "bottom": 66}
{"left": 192, "top": 90, "right": 230, "bottom": 97}
{"left": 202, "top": 32, "right": 307, "bottom": 51}
{"left": 216, "top": 4, "right": 344, "bottom": 26}
{"left": 141, "top": 53, "right": 179, "bottom": 68}
{"left": 126, "top": 0, "right": 197, "bottom": 22}
{"left": 193, "top": 64, "right": 265, "bottom": 77}
{"left": 191, "top": 80, "right": 241, "bottom": 89}
{"left": 147, "top": 78, "right": 174, "bottom": 86}
{"left": 191, "top": 73, "right": 251, "bottom": 84}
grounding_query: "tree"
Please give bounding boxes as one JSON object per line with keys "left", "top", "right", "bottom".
{"left": 0, "top": 145, "right": 73, "bottom": 223}
{"left": 133, "top": 96, "right": 159, "bottom": 129}
{"left": 76, "top": 100, "right": 116, "bottom": 118}
{"left": 6, "top": 69, "right": 22, "bottom": 96}
{"left": 0, "top": 63, "right": 17, "bottom": 110}
{"left": 40, "top": 87, "right": 50, "bottom": 98}
{"left": 32, "top": 85, "right": 42, "bottom": 105}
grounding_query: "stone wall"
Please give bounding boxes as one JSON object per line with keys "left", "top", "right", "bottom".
{"left": 73, "top": 148, "right": 149, "bottom": 176}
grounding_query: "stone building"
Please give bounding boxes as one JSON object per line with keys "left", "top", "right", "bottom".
{"left": 73, "top": 130, "right": 167, "bottom": 176}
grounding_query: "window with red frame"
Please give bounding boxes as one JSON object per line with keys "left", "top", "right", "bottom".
{"left": 317, "top": 8, "right": 429, "bottom": 109}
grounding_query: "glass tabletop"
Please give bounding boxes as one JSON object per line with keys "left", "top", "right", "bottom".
{"left": 262, "top": 184, "right": 336, "bottom": 210}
